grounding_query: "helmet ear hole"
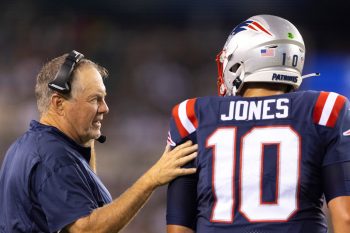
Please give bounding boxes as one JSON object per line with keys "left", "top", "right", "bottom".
{"left": 229, "top": 63, "right": 241, "bottom": 73}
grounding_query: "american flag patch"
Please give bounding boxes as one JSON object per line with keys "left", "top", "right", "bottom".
{"left": 260, "top": 48, "right": 275, "bottom": 57}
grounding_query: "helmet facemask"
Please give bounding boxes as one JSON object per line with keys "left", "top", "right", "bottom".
{"left": 216, "top": 49, "right": 247, "bottom": 96}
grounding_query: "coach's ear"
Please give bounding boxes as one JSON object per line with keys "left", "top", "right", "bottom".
{"left": 50, "top": 93, "right": 66, "bottom": 116}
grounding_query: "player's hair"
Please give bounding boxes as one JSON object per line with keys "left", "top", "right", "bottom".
{"left": 239, "top": 82, "right": 292, "bottom": 96}
{"left": 35, "top": 53, "right": 108, "bottom": 116}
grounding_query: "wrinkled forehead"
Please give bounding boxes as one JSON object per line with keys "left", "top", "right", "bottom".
{"left": 71, "top": 64, "right": 107, "bottom": 96}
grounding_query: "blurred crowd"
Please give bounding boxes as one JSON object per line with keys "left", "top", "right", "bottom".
{"left": 0, "top": 2, "right": 225, "bottom": 232}
{"left": 0, "top": 0, "right": 348, "bottom": 232}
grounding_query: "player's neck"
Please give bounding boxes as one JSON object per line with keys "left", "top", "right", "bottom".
{"left": 242, "top": 88, "right": 286, "bottom": 97}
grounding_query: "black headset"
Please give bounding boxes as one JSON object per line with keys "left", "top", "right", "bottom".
{"left": 48, "top": 50, "right": 84, "bottom": 94}
{"left": 48, "top": 50, "right": 106, "bottom": 143}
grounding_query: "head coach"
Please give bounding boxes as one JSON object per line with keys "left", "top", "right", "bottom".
{"left": 0, "top": 50, "right": 197, "bottom": 233}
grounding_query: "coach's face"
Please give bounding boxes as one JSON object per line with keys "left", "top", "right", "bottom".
{"left": 64, "top": 64, "right": 109, "bottom": 146}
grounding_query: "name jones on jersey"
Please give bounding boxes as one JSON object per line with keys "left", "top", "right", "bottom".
{"left": 221, "top": 98, "right": 289, "bottom": 121}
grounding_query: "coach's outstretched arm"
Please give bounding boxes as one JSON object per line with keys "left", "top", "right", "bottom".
{"left": 167, "top": 225, "right": 195, "bottom": 233}
{"left": 63, "top": 141, "right": 197, "bottom": 233}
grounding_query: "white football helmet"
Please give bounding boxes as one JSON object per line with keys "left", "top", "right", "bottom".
{"left": 217, "top": 15, "right": 311, "bottom": 96}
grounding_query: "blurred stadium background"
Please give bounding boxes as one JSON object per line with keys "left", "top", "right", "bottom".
{"left": 0, "top": 0, "right": 348, "bottom": 232}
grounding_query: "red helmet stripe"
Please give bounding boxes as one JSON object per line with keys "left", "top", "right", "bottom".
{"left": 252, "top": 21, "right": 272, "bottom": 36}
{"left": 247, "top": 24, "right": 258, "bottom": 31}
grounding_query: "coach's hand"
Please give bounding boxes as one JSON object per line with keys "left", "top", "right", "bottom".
{"left": 64, "top": 140, "right": 197, "bottom": 233}
{"left": 146, "top": 141, "right": 197, "bottom": 188}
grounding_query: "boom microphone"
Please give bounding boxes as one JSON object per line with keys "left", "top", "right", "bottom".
{"left": 96, "top": 135, "right": 106, "bottom": 143}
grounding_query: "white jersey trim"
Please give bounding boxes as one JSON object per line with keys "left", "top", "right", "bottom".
{"left": 318, "top": 92, "right": 338, "bottom": 126}
{"left": 178, "top": 100, "right": 196, "bottom": 135}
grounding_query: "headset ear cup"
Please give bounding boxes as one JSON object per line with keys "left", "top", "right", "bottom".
{"left": 48, "top": 50, "right": 84, "bottom": 94}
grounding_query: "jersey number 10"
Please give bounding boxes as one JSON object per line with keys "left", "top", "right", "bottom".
{"left": 206, "top": 126, "right": 300, "bottom": 223}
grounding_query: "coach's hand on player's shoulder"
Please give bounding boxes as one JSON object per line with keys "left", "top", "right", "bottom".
{"left": 146, "top": 141, "right": 197, "bottom": 188}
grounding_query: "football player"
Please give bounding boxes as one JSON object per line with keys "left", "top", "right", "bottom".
{"left": 166, "top": 15, "right": 350, "bottom": 233}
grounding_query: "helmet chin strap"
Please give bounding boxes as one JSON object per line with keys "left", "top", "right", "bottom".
{"left": 302, "top": 72, "right": 320, "bottom": 79}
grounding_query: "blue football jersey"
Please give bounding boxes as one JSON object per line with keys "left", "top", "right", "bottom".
{"left": 166, "top": 90, "right": 350, "bottom": 233}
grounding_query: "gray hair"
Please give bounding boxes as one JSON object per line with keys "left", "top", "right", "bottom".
{"left": 35, "top": 53, "right": 108, "bottom": 116}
